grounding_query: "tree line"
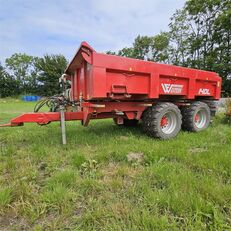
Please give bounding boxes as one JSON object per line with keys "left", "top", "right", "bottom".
{"left": 0, "top": 54, "right": 68, "bottom": 97}
{"left": 0, "top": 0, "right": 230, "bottom": 98}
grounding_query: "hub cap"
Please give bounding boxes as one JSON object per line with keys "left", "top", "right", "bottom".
{"left": 194, "top": 110, "right": 207, "bottom": 129}
{"left": 160, "top": 111, "right": 177, "bottom": 134}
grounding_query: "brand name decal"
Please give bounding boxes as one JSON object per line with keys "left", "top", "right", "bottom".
{"left": 198, "top": 88, "right": 210, "bottom": 95}
{"left": 161, "top": 84, "right": 183, "bottom": 94}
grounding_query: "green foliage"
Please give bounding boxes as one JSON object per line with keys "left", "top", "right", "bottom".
{"left": 116, "top": 33, "right": 170, "bottom": 63}
{"left": 132, "top": 35, "right": 153, "bottom": 60}
{"left": 5, "top": 53, "right": 38, "bottom": 94}
{"left": 118, "top": 47, "right": 135, "bottom": 58}
{"left": 151, "top": 32, "right": 170, "bottom": 63}
{"left": 105, "top": 51, "right": 116, "bottom": 55}
{"left": 168, "top": 8, "right": 192, "bottom": 66}
{"left": 0, "top": 62, "right": 20, "bottom": 97}
{"left": 1, "top": 54, "right": 68, "bottom": 97}
{"left": 35, "top": 54, "right": 68, "bottom": 96}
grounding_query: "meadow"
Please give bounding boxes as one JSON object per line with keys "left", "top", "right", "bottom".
{"left": 0, "top": 99, "right": 231, "bottom": 230}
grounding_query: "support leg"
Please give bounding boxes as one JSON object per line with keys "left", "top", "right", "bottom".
{"left": 60, "top": 106, "right": 67, "bottom": 145}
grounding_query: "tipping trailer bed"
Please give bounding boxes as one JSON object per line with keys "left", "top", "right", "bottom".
{"left": 0, "top": 42, "right": 222, "bottom": 143}
{"left": 66, "top": 42, "right": 221, "bottom": 101}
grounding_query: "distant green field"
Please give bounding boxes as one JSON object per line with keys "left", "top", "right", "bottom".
{"left": 0, "top": 99, "right": 231, "bottom": 230}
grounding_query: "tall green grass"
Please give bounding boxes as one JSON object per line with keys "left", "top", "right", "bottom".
{"left": 0, "top": 99, "right": 231, "bottom": 230}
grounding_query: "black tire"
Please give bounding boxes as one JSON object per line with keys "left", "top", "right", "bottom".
{"left": 181, "top": 101, "right": 211, "bottom": 132}
{"left": 141, "top": 102, "right": 182, "bottom": 139}
{"left": 113, "top": 118, "right": 139, "bottom": 126}
{"left": 204, "top": 100, "right": 217, "bottom": 117}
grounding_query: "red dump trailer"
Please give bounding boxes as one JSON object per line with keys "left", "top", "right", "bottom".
{"left": 1, "top": 42, "right": 221, "bottom": 143}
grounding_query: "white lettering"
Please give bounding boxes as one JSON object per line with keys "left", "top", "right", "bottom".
{"left": 198, "top": 88, "right": 210, "bottom": 95}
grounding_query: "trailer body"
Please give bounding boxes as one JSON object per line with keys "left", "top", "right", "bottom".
{"left": 66, "top": 42, "right": 221, "bottom": 102}
{"left": 1, "top": 42, "right": 222, "bottom": 142}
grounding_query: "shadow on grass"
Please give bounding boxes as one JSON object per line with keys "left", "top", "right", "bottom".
{"left": 9, "top": 120, "right": 147, "bottom": 148}
{"left": 66, "top": 121, "right": 145, "bottom": 144}
{"left": 220, "top": 116, "right": 231, "bottom": 125}
{"left": 213, "top": 113, "right": 231, "bottom": 125}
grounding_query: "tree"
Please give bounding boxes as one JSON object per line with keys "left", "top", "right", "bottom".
{"left": 0, "top": 63, "right": 20, "bottom": 97}
{"left": 184, "top": 0, "right": 231, "bottom": 94}
{"left": 106, "top": 51, "right": 117, "bottom": 55}
{"left": 35, "top": 54, "right": 68, "bottom": 96}
{"left": 5, "top": 53, "right": 38, "bottom": 94}
{"left": 115, "top": 33, "right": 171, "bottom": 63}
{"left": 132, "top": 35, "right": 153, "bottom": 60}
{"left": 118, "top": 47, "right": 135, "bottom": 58}
{"left": 149, "top": 32, "right": 170, "bottom": 63}
{"left": 168, "top": 9, "right": 192, "bottom": 66}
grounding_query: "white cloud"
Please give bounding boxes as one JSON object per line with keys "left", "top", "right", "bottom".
{"left": 0, "top": 0, "right": 185, "bottom": 63}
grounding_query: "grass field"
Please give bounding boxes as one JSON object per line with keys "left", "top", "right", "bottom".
{"left": 0, "top": 99, "right": 231, "bottom": 230}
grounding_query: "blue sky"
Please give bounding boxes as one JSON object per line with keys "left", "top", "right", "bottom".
{"left": 0, "top": 0, "right": 185, "bottom": 63}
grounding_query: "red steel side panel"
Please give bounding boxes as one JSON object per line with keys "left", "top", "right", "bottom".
{"left": 91, "top": 52, "right": 221, "bottom": 100}
{"left": 91, "top": 66, "right": 107, "bottom": 98}
{"left": 106, "top": 70, "right": 150, "bottom": 95}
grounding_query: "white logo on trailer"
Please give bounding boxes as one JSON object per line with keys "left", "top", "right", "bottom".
{"left": 198, "top": 88, "right": 210, "bottom": 95}
{"left": 161, "top": 84, "right": 183, "bottom": 94}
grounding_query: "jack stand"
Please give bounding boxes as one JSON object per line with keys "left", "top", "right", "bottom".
{"left": 60, "top": 105, "right": 67, "bottom": 145}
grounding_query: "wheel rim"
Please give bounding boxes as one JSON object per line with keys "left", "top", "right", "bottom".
{"left": 160, "top": 111, "right": 177, "bottom": 134}
{"left": 194, "top": 109, "right": 207, "bottom": 129}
